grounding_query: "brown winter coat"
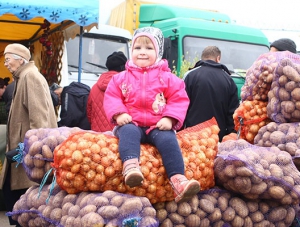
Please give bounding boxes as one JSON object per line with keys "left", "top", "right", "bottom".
{"left": 0, "top": 61, "right": 58, "bottom": 190}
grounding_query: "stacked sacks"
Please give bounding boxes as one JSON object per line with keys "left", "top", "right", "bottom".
{"left": 7, "top": 185, "right": 159, "bottom": 227}
{"left": 154, "top": 188, "right": 297, "bottom": 227}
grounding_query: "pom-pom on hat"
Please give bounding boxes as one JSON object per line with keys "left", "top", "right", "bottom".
{"left": 132, "top": 27, "right": 164, "bottom": 62}
{"left": 105, "top": 51, "right": 127, "bottom": 72}
{"left": 270, "top": 38, "right": 297, "bottom": 53}
{"left": 4, "top": 43, "right": 31, "bottom": 61}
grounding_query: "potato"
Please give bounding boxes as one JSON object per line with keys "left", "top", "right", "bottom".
{"left": 284, "top": 65, "right": 300, "bottom": 82}
{"left": 62, "top": 202, "right": 73, "bottom": 216}
{"left": 64, "top": 216, "right": 75, "bottom": 227}
{"left": 250, "top": 182, "right": 267, "bottom": 195}
{"left": 188, "top": 195, "right": 199, "bottom": 213}
{"left": 217, "top": 196, "right": 228, "bottom": 212}
{"left": 62, "top": 194, "right": 77, "bottom": 206}
{"left": 50, "top": 208, "right": 62, "bottom": 222}
{"left": 81, "top": 212, "right": 104, "bottom": 227}
{"left": 33, "top": 153, "right": 45, "bottom": 168}
{"left": 101, "top": 190, "right": 118, "bottom": 199}
{"left": 119, "top": 198, "right": 143, "bottom": 215}
{"left": 223, "top": 165, "right": 236, "bottom": 177}
{"left": 68, "top": 204, "right": 80, "bottom": 217}
{"left": 165, "top": 200, "right": 178, "bottom": 213}
{"left": 268, "top": 186, "right": 285, "bottom": 200}
{"left": 110, "top": 195, "right": 124, "bottom": 207}
{"left": 30, "top": 167, "right": 45, "bottom": 181}
{"left": 28, "top": 141, "right": 43, "bottom": 156}
{"left": 199, "top": 199, "right": 214, "bottom": 213}
{"left": 222, "top": 207, "right": 235, "bottom": 222}
{"left": 231, "top": 215, "right": 244, "bottom": 227}
{"left": 202, "top": 194, "right": 218, "bottom": 205}
{"left": 184, "top": 214, "right": 200, "bottom": 227}
{"left": 208, "top": 208, "right": 222, "bottom": 222}
{"left": 269, "top": 164, "right": 284, "bottom": 178}
{"left": 177, "top": 202, "right": 191, "bottom": 217}
{"left": 142, "top": 206, "right": 156, "bottom": 217}
{"left": 234, "top": 176, "right": 252, "bottom": 194}
{"left": 79, "top": 204, "right": 97, "bottom": 217}
{"left": 139, "top": 216, "right": 158, "bottom": 227}
{"left": 268, "top": 207, "right": 287, "bottom": 222}
{"left": 161, "top": 218, "right": 172, "bottom": 227}
{"left": 42, "top": 145, "right": 53, "bottom": 159}
{"left": 168, "top": 213, "right": 184, "bottom": 224}
{"left": 156, "top": 209, "right": 168, "bottom": 222}
{"left": 51, "top": 190, "right": 67, "bottom": 208}
{"left": 236, "top": 166, "right": 253, "bottom": 177}
{"left": 284, "top": 207, "right": 296, "bottom": 225}
{"left": 97, "top": 205, "right": 119, "bottom": 219}
{"left": 229, "top": 197, "right": 249, "bottom": 218}
{"left": 24, "top": 154, "right": 35, "bottom": 168}
{"left": 269, "top": 131, "right": 285, "bottom": 145}
{"left": 90, "top": 195, "right": 109, "bottom": 207}
{"left": 292, "top": 88, "right": 300, "bottom": 101}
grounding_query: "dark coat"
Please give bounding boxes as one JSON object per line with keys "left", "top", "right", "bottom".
{"left": 2, "top": 80, "right": 15, "bottom": 115}
{"left": 58, "top": 82, "right": 91, "bottom": 130}
{"left": 184, "top": 60, "right": 239, "bottom": 141}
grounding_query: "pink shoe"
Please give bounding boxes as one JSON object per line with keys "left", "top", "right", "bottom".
{"left": 170, "top": 174, "right": 200, "bottom": 203}
{"left": 123, "top": 158, "right": 144, "bottom": 188}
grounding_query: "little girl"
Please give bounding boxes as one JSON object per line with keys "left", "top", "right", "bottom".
{"left": 104, "top": 27, "right": 200, "bottom": 203}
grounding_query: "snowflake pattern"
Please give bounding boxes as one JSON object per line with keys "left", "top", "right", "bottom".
{"left": 0, "top": 1, "right": 98, "bottom": 26}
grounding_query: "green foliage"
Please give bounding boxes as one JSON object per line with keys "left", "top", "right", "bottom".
{"left": 172, "top": 55, "right": 200, "bottom": 79}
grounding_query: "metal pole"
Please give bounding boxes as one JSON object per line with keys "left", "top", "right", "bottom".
{"left": 78, "top": 26, "right": 83, "bottom": 82}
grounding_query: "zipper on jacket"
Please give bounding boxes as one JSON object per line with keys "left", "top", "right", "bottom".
{"left": 142, "top": 71, "right": 147, "bottom": 126}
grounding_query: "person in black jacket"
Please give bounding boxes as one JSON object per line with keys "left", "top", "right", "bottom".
{"left": 183, "top": 46, "right": 239, "bottom": 141}
{"left": 50, "top": 81, "right": 91, "bottom": 130}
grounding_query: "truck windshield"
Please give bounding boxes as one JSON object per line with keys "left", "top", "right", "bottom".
{"left": 183, "top": 37, "right": 270, "bottom": 71}
{"left": 66, "top": 36, "right": 129, "bottom": 75}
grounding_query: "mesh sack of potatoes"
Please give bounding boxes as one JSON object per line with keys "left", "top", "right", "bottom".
{"left": 214, "top": 139, "right": 300, "bottom": 205}
{"left": 240, "top": 52, "right": 283, "bottom": 102}
{"left": 154, "top": 188, "right": 299, "bottom": 227}
{"left": 6, "top": 184, "right": 158, "bottom": 227}
{"left": 50, "top": 118, "right": 219, "bottom": 204}
{"left": 233, "top": 100, "right": 272, "bottom": 144}
{"left": 267, "top": 54, "right": 300, "bottom": 123}
{"left": 21, "top": 127, "right": 82, "bottom": 184}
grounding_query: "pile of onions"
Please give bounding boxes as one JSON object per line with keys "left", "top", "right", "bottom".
{"left": 52, "top": 118, "right": 220, "bottom": 204}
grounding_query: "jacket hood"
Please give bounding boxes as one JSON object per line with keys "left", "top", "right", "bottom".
{"left": 96, "top": 71, "right": 118, "bottom": 92}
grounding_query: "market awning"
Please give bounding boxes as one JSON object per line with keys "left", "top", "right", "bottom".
{"left": 0, "top": 0, "right": 99, "bottom": 43}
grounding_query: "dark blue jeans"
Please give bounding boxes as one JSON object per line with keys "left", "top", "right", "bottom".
{"left": 115, "top": 123, "right": 184, "bottom": 179}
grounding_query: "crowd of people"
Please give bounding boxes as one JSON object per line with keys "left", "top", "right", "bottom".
{"left": 0, "top": 31, "right": 298, "bottom": 226}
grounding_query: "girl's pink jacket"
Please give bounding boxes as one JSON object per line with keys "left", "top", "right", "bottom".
{"left": 104, "top": 59, "right": 190, "bottom": 130}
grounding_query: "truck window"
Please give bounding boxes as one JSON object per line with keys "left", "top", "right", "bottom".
{"left": 66, "top": 36, "right": 130, "bottom": 87}
{"left": 183, "top": 37, "right": 270, "bottom": 71}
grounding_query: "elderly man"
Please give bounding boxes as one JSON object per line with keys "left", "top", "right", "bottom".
{"left": 0, "top": 43, "right": 57, "bottom": 226}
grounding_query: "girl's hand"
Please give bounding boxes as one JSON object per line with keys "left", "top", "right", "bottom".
{"left": 156, "top": 117, "right": 173, "bottom": 130}
{"left": 115, "top": 113, "right": 132, "bottom": 126}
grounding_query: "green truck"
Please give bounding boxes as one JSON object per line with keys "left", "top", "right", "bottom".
{"left": 138, "top": 4, "right": 270, "bottom": 99}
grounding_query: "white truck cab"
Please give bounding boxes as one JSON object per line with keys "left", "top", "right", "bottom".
{"left": 65, "top": 24, "right": 132, "bottom": 88}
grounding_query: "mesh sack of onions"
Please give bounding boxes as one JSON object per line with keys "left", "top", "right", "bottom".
{"left": 214, "top": 139, "right": 300, "bottom": 205}
{"left": 267, "top": 55, "right": 300, "bottom": 123}
{"left": 154, "top": 188, "right": 299, "bottom": 227}
{"left": 7, "top": 184, "right": 158, "bottom": 227}
{"left": 21, "top": 127, "right": 82, "bottom": 184}
{"left": 233, "top": 100, "right": 272, "bottom": 144}
{"left": 51, "top": 118, "right": 220, "bottom": 204}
